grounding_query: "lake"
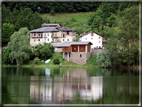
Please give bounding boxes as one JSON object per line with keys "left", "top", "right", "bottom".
{"left": 2, "top": 67, "right": 139, "bottom": 105}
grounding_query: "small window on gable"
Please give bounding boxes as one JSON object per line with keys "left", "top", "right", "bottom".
{"left": 80, "top": 54, "right": 82, "bottom": 58}
{"left": 99, "top": 37, "right": 100, "bottom": 39}
{"left": 91, "top": 33, "right": 94, "bottom": 36}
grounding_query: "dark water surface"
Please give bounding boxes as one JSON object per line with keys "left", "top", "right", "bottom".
{"left": 2, "top": 67, "right": 139, "bottom": 104}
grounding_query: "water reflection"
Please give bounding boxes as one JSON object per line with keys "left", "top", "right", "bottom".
{"left": 3, "top": 67, "right": 139, "bottom": 104}
{"left": 30, "top": 69, "right": 103, "bottom": 104}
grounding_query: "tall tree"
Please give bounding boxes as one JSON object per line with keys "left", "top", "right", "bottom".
{"left": 8, "top": 27, "right": 31, "bottom": 66}
{"left": 2, "top": 23, "right": 15, "bottom": 46}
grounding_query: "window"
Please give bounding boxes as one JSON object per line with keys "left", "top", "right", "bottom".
{"left": 38, "top": 39, "right": 40, "bottom": 41}
{"left": 81, "top": 47, "right": 83, "bottom": 50}
{"left": 39, "top": 34, "right": 40, "bottom": 36}
{"left": 48, "top": 34, "right": 49, "bottom": 36}
{"left": 34, "top": 34, "right": 36, "bottom": 36}
{"left": 53, "top": 34, "right": 54, "bottom": 36}
{"left": 74, "top": 48, "right": 76, "bottom": 50}
{"left": 65, "top": 47, "right": 66, "bottom": 50}
{"left": 63, "top": 34, "right": 65, "bottom": 37}
{"left": 55, "top": 34, "right": 57, "bottom": 36}
{"left": 91, "top": 38, "right": 93, "bottom": 40}
{"left": 67, "top": 31, "right": 69, "bottom": 35}
{"left": 34, "top": 39, "right": 36, "bottom": 41}
{"left": 85, "top": 38, "right": 87, "bottom": 40}
{"left": 63, "top": 39, "right": 64, "bottom": 41}
{"left": 44, "top": 34, "right": 46, "bottom": 36}
{"left": 48, "top": 39, "right": 49, "bottom": 41}
{"left": 99, "top": 41, "right": 100, "bottom": 43}
{"left": 44, "top": 39, "right": 46, "bottom": 41}
{"left": 91, "top": 33, "right": 94, "bottom": 36}
{"left": 41, "top": 34, "right": 42, "bottom": 37}
{"left": 69, "top": 53, "right": 70, "bottom": 57}
{"left": 99, "top": 37, "right": 100, "bottom": 39}
{"left": 80, "top": 54, "right": 82, "bottom": 58}
{"left": 67, "top": 39, "right": 69, "bottom": 41}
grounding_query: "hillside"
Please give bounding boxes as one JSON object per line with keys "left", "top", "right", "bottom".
{"left": 40, "top": 12, "right": 94, "bottom": 35}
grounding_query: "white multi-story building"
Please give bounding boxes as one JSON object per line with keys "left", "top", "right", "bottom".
{"left": 79, "top": 31, "right": 104, "bottom": 49}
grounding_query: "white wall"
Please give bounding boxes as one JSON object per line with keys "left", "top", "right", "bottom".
{"left": 80, "top": 33, "right": 102, "bottom": 49}
{"left": 43, "top": 32, "right": 53, "bottom": 43}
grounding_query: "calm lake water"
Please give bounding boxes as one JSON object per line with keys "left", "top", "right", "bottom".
{"left": 2, "top": 67, "right": 139, "bottom": 104}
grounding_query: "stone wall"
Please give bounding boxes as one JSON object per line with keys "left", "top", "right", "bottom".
{"left": 63, "top": 52, "right": 91, "bottom": 65}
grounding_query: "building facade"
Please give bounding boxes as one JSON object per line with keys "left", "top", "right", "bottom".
{"left": 30, "top": 23, "right": 76, "bottom": 47}
{"left": 79, "top": 31, "right": 103, "bottom": 49}
{"left": 59, "top": 41, "right": 92, "bottom": 65}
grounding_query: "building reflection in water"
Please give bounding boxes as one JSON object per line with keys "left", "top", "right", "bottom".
{"left": 30, "top": 69, "right": 103, "bottom": 104}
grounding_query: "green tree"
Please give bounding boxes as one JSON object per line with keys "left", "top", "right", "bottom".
{"left": 41, "top": 43, "right": 53, "bottom": 60}
{"left": 108, "top": 14, "right": 117, "bottom": 27}
{"left": 2, "top": 4, "right": 11, "bottom": 23}
{"left": 73, "top": 34, "right": 80, "bottom": 41}
{"left": 106, "top": 6, "right": 139, "bottom": 66}
{"left": 97, "top": 49, "right": 112, "bottom": 67}
{"left": 2, "top": 47, "right": 11, "bottom": 64}
{"left": 2, "top": 23, "right": 15, "bottom": 46}
{"left": 50, "top": 9, "right": 55, "bottom": 16}
{"left": 33, "top": 43, "right": 43, "bottom": 58}
{"left": 8, "top": 27, "right": 31, "bottom": 66}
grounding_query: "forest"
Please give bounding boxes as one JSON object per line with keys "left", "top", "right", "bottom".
{"left": 2, "top": 2, "right": 139, "bottom": 67}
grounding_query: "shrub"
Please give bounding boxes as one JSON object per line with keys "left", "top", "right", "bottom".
{"left": 53, "top": 57, "right": 60, "bottom": 64}
{"left": 33, "top": 57, "right": 40, "bottom": 65}
{"left": 96, "top": 49, "right": 112, "bottom": 67}
{"left": 50, "top": 9, "right": 55, "bottom": 16}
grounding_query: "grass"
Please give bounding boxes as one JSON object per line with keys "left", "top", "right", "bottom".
{"left": 3, "top": 52, "right": 99, "bottom": 68}
{"left": 40, "top": 12, "right": 94, "bottom": 33}
{"left": 40, "top": 12, "right": 94, "bottom": 25}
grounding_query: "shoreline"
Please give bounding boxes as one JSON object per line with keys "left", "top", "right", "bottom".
{"left": 2, "top": 65, "right": 140, "bottom": 70}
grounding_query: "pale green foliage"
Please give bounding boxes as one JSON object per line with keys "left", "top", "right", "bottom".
{"left": 97, "top": 49, "right": 112, "bottom": 67}
{"left": 33, "top": 57, "right": 40, "bottom": 65}
{"left": 8, "top": 27, "right": 31, "bottom": 66}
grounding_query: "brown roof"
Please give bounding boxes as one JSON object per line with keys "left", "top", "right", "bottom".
{"left": 80, "top": 31, "right": 104, "bottom": 37}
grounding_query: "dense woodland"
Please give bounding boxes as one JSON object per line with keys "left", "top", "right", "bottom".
{"left": 2, "top": 2, "right": 139, "bottom": 67}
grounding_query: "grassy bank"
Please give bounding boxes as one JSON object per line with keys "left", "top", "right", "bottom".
{"left": 3, "top": 52, "right": 99, "bottom": 68}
